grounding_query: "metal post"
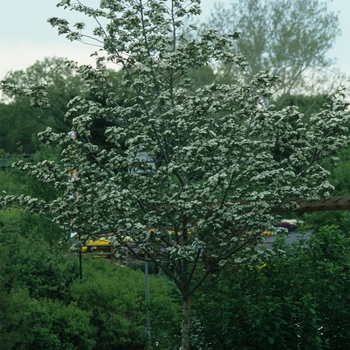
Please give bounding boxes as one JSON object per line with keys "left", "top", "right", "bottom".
{"left": 79, "top": 232, "right": 82, "bottom": 280}
{"left": 145, "top": 254, "right": 151, "bottom": 345}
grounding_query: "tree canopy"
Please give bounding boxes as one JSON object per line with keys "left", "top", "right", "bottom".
{"left": 0, "top": 57, "right": 87, "bottom": 153}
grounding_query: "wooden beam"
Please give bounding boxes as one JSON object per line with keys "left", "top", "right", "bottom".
{"left": 276, "top": 196, "right": 350, "bottom": 213}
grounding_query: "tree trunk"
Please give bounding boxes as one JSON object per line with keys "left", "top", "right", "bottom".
{"left": 182, "top": 295, "right": 191, "bottom": 350}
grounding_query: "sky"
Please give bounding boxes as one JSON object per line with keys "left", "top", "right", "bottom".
{"left": 0, "top": 0, "right": 349, "bottom": 80}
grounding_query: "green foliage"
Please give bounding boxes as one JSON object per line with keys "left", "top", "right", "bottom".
{"left": 68, "top": 259, "right": 147, "bottom": 348}
{"left": 0, "top": 204, "right": 65, "bottom": 242}
{"left": 0, "top": 100, "right": 53, "bottom": 154}
{"left": 0, "top": 288, "right": 32, "bottom": 350}
{"left": 66, "top": 259, "right": 180, "bottom": 349}
{"left": 0, "top": 247, "right": 31, "bottom": 350}
{"left": 326, "top": 147, "right": 350, "bottom": 195}
{"left": 0, "top": 286, "right": 95, "bottom": 350}
{"left": 0, "top": 226, "right": 179, "bottom": 349}
{"left": 0, "top": 234, "right": 85, "bottom": 350}
{"left": 0, "top": 57, "right": 87, "bottom": 154}
{"left": 302, "top": 147, "right": 350, "bottom": 229}
{"left": 0, "top": 168, "right": 28, "bottom": 196}
{"left": 195, "top": 225, "right": 350, "bottom": 349}
{"left": 0, "top": 229, "right": 77, "bottom": 299}
{"left": 274, "top": 94, "right": 333, "bottom": 120}
{"left": 0, "top": 208, "right": 21, "bottom": 232}
{"left": 303, "top": 210, "right": 344, "bottom": 231}
{"left": 0, "top": 141, "right": 65, "bottom": 242}
{"left": 19, "top": 298, "right": 95, "bottom": 350}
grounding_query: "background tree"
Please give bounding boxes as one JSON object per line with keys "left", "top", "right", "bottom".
{"left": 0, "top": 143, "right": 66, "bottom": 243}
{"left": 1, "top": 0, "right": 349, "bottom": 348}
{"left": 0, "top": 57, "right": 126, "bottom": 154}
{"left": 0, "top": 57, "right": 87, "bottom": 154}
{"left": 203, "top": 0, "right": 342, "bottom": 104}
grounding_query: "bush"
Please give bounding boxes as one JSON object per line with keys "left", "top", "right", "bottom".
{"left": 20, "top": 298, "right": 95, "bottom": 350}
{"left": 66, "top": 258, "right": 180, "bottom": 349}
{"left": 194, "top": 226, "right": 350, "bottom": 349}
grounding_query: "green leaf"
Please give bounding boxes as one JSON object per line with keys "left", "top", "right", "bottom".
{"left": 268, "top": 336, "right": 275, "bottom": 345}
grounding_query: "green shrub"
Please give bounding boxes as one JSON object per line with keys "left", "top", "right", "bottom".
{"left": 194, "top": 226, "right": 350, "bottom": 349}
{"left": 67, "top": 258, "right": 180, "bottom": 349}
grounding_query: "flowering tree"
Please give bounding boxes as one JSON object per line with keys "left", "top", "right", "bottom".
{"left": 1, "top": 0, "right": 349, "bottom": 348}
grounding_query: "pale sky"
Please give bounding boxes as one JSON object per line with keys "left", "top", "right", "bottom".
{"left": 0, "top": 0, "right": 349, "bottom": 80}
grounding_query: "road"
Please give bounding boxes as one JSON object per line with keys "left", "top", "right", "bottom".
{"left": 263, "top": 230, "right": 314, "bottom": 249}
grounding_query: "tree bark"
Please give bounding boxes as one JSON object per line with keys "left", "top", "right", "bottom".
{"left": 182, "top": 295, "right": 191, "bottom": 350}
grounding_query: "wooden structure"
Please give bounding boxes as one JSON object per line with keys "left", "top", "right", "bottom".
{"left": 278, "top": 196, "right": 350, "bottom": 213}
